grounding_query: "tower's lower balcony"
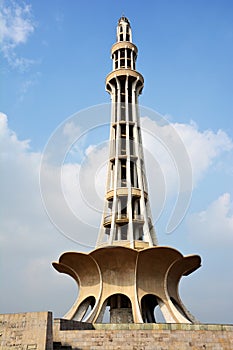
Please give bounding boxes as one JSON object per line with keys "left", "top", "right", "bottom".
{"left": 103, "top": 214, "right": 129, "bottom": 227}
{"left": 116, "top": 213, "right": 129, "bottom": 225}
{"left": 133, "top": 214, "right": 144, "bottom": 224}
{"left": 103, "top": 214, "right": 144, "bottom": 228}
{"left": 103, "top": 215, "right": 112, "bottom": 227}
{"left": 106, "top": 187, "right": 142, "bottom": 200}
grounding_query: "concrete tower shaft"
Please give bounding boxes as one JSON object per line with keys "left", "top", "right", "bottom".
{"left": 96, "top": 16, "right": 157, "bottom": 249}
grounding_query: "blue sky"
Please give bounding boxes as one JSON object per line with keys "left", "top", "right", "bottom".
{"left": 1, "top": 0, "right": 233, "bottom": 324}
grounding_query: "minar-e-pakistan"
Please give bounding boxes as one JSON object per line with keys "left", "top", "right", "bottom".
{"left": 53, "top": 16, "right": 201, "bottom": 325}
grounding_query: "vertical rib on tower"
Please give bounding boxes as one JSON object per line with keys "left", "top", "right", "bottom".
{"left": 96, "top": 17, "right": 157, "bottom": 249}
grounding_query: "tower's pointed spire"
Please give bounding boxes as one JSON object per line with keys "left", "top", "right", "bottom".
{"left": 96, "top": 17, "right": 157, "bottom": 249}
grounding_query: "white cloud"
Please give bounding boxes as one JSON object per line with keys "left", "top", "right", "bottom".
{"left": 0, "top": 111, "right": 44, "bottom": 248}
{"left": 17, "top": 71, "right": 41, "bottom": 101}
{"left": 61, "top": 143, "right": 107, "bottom": 228}
{"left": 0, "top": 113, "right": 80, "bottom": 316}
{"left": 0, "top": 2, "right": 33, "bottom": 44}
{"left": 63, "top": 121, "right": 82, "bottom": 140}
{"left": 187, "top": 193, "right": 233, "bottom": 247}
{"left": 183, "top": 193, "right": 233, "bottom": 323}
{"left": 141, "top": 118, "right": 233, "bottom": 192}
{"left": 140, "top": 117, "right": 232, "bottom": 232}
{"left": 0, "top": 0, "right": 36, "bottom": 70}
{"left": 172, "top": 121, "right": 233, "bottom": 184}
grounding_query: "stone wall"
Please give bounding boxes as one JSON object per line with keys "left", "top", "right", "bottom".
{"left": 0, "top": 311, "right": 53, "bottom": 350}
{"left": 1, "top": 312, "right": 233, "bottom": 350}
{"left": 54, "top": 321, "right": 233, "bottom": 350}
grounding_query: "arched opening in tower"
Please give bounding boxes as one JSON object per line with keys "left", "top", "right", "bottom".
{"left": 102, "top": 294, "right": 133, "bottom": 323}
{"left": 141, "top": 294, "right": 165, "bottom": 323}
{"left": 73, "top": 296, "right": 96, "bottom": 322}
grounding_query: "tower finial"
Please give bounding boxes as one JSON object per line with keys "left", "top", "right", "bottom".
{"left": 118, "top": 15, "right": 130, "bottom": 25}
{"left": 117, "top": 15, "right": 132, "bottom": 42}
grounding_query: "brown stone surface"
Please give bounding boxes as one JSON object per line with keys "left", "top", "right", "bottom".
{"left": 1, "top": 313, "right": 232, "bottom": 349}
{"left": 54, "top": 321, "right": 233, "bottom": 350}
{"left": 0, "top": 312, "right": 53, "bottom": 350}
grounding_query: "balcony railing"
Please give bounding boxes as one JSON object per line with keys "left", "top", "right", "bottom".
{"left": 116, "top": 213, "right": 128, "bottom": 219}
{"left": 103, "top": 213, "right": 145, "bottom": 227}
{"left": 118, "top": 179, "right": 127, "bottom": 187}
{"left": 116, "top": 214, "right": 129, "bottom": 224}
{"left": 103, "top": 215, "right": 112, "bottom": 227}
{"left": 103, "top": 213, "right": 129, "bottom": 227}
{"left": 133, "top": 214, "right": 144, "bottom": 222}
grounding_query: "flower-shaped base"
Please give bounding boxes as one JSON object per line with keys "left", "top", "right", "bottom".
{"left": 53, "top": 245, "right": 201, "bottom": 323}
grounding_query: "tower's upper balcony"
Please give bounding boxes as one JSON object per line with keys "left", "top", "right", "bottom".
{"left": 109, "top": 17, "right": 139, "bottom": 78}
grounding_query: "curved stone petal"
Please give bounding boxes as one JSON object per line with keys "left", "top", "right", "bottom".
{"left": 137, "top": 246, "right": 183, "bottom": 301}
{"left": 53, "top": 252, "right": 101, "bottom": 321}
{"left": 167, "top": 254, "right": 201, "bottom": 323}
{"left": 52, "top": 262, "right": 78, "bottom": 282}
{"left": 90, "top": 246, "right": 142, "bottom": 322}
{"left": 136, "top": 246, "right": 201, "bottom": 323}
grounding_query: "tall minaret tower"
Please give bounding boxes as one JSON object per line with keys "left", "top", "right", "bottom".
{"left": 53, "top": 16, "right": 201, "bottom": 324}
{"left": 96, "top": 16, "right": 157, "bottom": 248}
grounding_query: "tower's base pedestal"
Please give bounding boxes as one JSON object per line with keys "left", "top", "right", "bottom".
{"left": 53, "top": 319, "right": 233, "bottom": 350}
{"left": 53, "top": 245, "right": 202, "bottom": 323}
{"left": 1, "top": 312, "right": 233, "bottom": 349}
